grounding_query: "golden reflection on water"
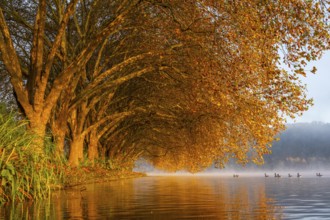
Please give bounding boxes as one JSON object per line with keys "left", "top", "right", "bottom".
{"left": 0, "top": 176, "right": 284, "bottom": 219}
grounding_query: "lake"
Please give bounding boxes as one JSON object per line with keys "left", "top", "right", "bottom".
{"left": 1, "top": 173, "right": 330, "bottom": 219}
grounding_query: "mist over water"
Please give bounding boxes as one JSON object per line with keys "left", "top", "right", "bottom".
{"left": 135, "top": 122, "right": 330, "bottom": 178}
{"left": 135, "top": 158, "right": 330, "bottom": 178}
{"left": 145, "top": 168, "right": 330, "bottom": 179}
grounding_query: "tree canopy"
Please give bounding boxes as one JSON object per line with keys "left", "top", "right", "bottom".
{"left": 0, "top": 0, "right": 329, "bottom": 170}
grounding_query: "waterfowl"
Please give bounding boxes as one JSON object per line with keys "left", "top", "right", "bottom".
{"left": 297, "top": 173, "right": 301, "bottom": 178}
{"left": 288, "top": 174, "right": 292, "bottom": 177}
{"left": 264, "top": 173, "right": 269, "bottom": 177}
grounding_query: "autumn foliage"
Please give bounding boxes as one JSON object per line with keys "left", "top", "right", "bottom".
{"left": 0, "top": 0, "right": 329, "bottom": 172}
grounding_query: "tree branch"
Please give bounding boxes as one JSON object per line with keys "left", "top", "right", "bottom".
{"left": 0, "top": 7, "right": 31, "bottom": 115}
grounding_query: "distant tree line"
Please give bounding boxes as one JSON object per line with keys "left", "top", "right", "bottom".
{"left": 263, "top": 122, "right": 330, "bottom": 169}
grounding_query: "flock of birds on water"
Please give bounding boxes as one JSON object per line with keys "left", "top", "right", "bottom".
{"left": 232, "top": 173, "right": 324, "bottom": 178}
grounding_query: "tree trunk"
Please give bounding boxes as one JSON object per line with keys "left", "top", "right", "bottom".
{"left": 100, "top": 147, "right": 106, "bottom": 161}
{"left": 51, "top": 116, "right": 68, "bottom": 156}
{"left": 29, "top": 117, "right": 47, "bottom": 154}
{"left": 53, "top": 129, "right": 66, "bottom": 156}
{"left": 68, "top": 136, "right": 84, "bottom": 167}
{"left": 88, "top": 130, "right": 99, "bottom": 166}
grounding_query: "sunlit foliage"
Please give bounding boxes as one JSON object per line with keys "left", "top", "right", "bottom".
{"left": 0, "top": 0, "right": 329, "bottom": 172}
{"left": 107, "top": 0, "right": 330, "bottom": 172}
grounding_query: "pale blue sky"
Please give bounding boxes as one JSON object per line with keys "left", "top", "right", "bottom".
{"left": 290, "top": 51, "right": 330, "bottom": 123}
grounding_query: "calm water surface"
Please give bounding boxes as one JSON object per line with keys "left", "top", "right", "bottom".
{"left": 1, "top": 174, "right": 330, "bottom": 219}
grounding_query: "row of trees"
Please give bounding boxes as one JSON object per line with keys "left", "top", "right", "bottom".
{"left": 0, "top": 0, "right": 329, "bottom": 170}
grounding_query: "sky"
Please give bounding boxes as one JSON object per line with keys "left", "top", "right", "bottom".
{"left": 289, "top": 51, "right": 330, "bottom": 123}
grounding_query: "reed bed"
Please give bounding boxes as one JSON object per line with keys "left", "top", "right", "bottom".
{"left": 0, "top": 108, "right": 63, "bottom": 204}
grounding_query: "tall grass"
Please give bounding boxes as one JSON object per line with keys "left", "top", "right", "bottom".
{"left": 0, "top": 105, "right": 63, "bottom": 204}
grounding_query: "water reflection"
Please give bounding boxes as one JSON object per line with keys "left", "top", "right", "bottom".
{"left": 0, "top": 176, "right": 284, "bottom": 219}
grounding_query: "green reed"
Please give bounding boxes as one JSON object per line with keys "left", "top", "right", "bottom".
{"left": 0, "top": 107, "right": 63, "bottom": 204}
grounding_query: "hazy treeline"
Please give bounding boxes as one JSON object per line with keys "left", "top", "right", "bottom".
{"left": 263, "top": 122, "right": 330, "bottom": 169}
{"left": 197, "top": 122, "right": 330, "bottom": 172}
